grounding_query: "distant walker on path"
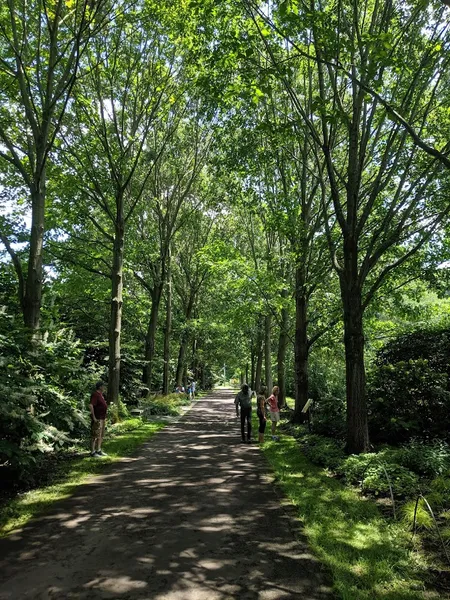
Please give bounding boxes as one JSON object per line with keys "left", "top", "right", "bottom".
{"left": 235, "top": 383, "right": 253, "bottom": 443}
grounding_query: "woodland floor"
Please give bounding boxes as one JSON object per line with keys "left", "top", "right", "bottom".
{"left": 0, "top": 388, "right": 333, "bottom": 600}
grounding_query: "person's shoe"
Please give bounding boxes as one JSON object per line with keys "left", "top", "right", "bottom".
{"left": 90, "top": 451, "right": 100, "bottom": 457}
{"left": 240, "top": 439, "right": 246, "bottom": 444}
{"left": 246, "top": 439, "right": 253, "bottom": 444}
{"left": 96, "top": 450, "right": 108, "bottom": 457}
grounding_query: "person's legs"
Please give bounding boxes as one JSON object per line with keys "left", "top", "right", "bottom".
{"left": 246, "top": 409, "right": 252, "bottom": 441}
{"left": 90, "top": 420, "right": 100, "bottom": 455}
{"left": 240, "top": 410, "right": 246, "bottom": 441}
{"left": 97, "top": 420, "right": 106, "bottom": 453}
{"left": 258, "top": 414, "right": 266, "bottom": 443}
{"left": 271, "top": 412, "right": 280, "bottom": 439}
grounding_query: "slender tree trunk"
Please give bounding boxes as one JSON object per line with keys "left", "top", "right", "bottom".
{"left": 245, "top": 362, "right": 249, "bottom": 385}
{"left": 340, "top": 274, "right": 369, "bottom": 454}
{"left": 264, "top": 314, "right": 273, "bottom": 393}
{"left": 175, "top": 294, "right": 195, "bottom": 386}
{"left": 294, "top": 267, "right": 309, "bottom": 422}
{"left": 250, "top": 345, "right": 256, "bottom": 390}
{"left": 162, "top": 249, "right": 172, "bottom": 395}
{"left": 108, "top": 214, "right": 125, "bottom": 406}
{"left": 176, "top": 343, "right": 187, "bottom": 387}
{"left": 23, "top": 181, "right": 45, "bottom": 334}
{"left": 254, "top": 323, "right": 264, "bottom": 392}
{"left": 277, "top": 301, "right": 289, "bottom": 408}
{"left": 183, "top": 365, "right": 188, "bottom": 389}
{"left": 143, "top": 283, "right": 163, "bottom": 388}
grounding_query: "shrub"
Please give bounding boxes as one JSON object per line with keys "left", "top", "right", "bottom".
{"left": 140, "top": 393, "right": 189, "bottom": 418}
{"left": 299, "top": 434, "right": 345, "bottom": 470}
{"left": 106, "top": 418, "right": 143, "bottom": 436}
{"left": 308, "top": 347, "right": 346, "bottom": 438}
{"left": 362, "top": 463, "right": 419, "bottom": 497}
{"left": 367, "top": 327, "right": 450, "bottom": 443}
{"left": 426, "top": 473, "right": 450, "bottom": 510}
{"left": 395, "top": 439, "right": 450, "bottom": 478}
{"left": 339, "top": 453, "right": 381, "bottom": 485}
{"left": 0, "top": 315, "right": 102, "bottom": 484}
{"left": 108, "top": 399, "right": 130, "bottom": 424}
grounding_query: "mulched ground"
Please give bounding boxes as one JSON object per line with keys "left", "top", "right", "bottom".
{"left": 0, "top": 389, "right": 334, "bottom": 600}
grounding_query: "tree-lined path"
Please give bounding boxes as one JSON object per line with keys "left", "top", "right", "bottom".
{"left": 0, "top": 389, "right": 333, "bottom": 600}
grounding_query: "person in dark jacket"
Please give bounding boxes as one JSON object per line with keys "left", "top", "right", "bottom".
{"left": 235, "top": 383, "right": 253, "bottom": 443}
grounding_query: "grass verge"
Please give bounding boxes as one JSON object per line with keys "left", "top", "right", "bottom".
{"left": 0, "top": 420, "right": 164, "bottom": 537}
{"left": 261, "top": 434, "right": 438, "bottom": 600}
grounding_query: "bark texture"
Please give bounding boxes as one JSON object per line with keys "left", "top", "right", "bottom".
{"left": 108, "top": 216, "right": 124, "bottom": 406}
{"left": 162, "top": 250, "right": 172, "bottom": 395}
{"left": 264, "top": 314, "right": 273, "bottom": 393}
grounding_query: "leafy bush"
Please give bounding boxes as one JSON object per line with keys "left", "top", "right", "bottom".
{"left": 308, "top": 347, "right": 346, "bottom": 438}
{"left": 299, "top": 433, "right": 345, "bottom": 470}
{"left": 140, "top": 393, "right": 189, "bottom": 418}
{"left": 106, "top": 418, "right": 143, "bottom": 436}
{"left": 83, "top": 343, "right": 146, "bottom": 405}
{"left": 368, "top": 327, "right": 450, "bottom": 442}
{"left": 107, "top": 399, "right": 130, "bottom": 424}
{"left": 394, "top": 439, "right": 450, "bottom": 478}
{"left": 338, "top": 453, "right": 381, "bottom": 485}
{"left": 362, "top": 463, "right": 419, "bottom": 497}
{"left": 0, "top": 316, "right": 102, "bottom": 483}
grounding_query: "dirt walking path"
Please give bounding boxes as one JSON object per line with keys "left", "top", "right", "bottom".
{"left": 0, "top": 389, "right": 334, "bottom": 600}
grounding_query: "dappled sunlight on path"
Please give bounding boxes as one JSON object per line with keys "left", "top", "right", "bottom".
{"left": 0, "top": 389, "right": 333, "bottom": 599}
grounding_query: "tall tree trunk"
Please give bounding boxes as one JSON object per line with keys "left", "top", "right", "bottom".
{"left": 143, "top": 283, "right": 163, "bottom": 388}
{"left": 23, "top": 181, "right": 45, "bottom": 334}
{"left": 250, "top": 345, "right": 256, "bottom": 390}
{"left": 294, "top": 265, "right": 309, "bottom": 422}
{"left": 254, "top": 324, "right": 264, "bottom": 392}
{"left": 341, "top": 275, "right": 369, "bottom": 454}
{"left": 277, "top": 301, "right": 289, "bottom": 408}
{"left": 175, "top": 343, "right": 187, "bottom": 387}
{"left": 264, "top": 314, "right": 273, "bottom": 393}
{"left": 108, "top": 215, "right": 125, "bottom": 406}
{"left": 175, "top": 294, "right": 195, "bottom": 386}
{"left": 162, "top": 249, "right": 172, "bottom": 395}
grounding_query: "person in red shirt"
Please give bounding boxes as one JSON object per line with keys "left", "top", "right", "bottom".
{"left": 90, "top": 381, "right": 108, "bottom": 457}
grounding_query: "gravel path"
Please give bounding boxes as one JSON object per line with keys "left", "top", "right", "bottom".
{"left": 0, "top": 389, "right": 334, "bottom": 600}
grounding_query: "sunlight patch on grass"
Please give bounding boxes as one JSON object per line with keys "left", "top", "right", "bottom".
{"left": 0, "top": 421, "right": 164, "bottom": 537}
{"left": 262, "top": 435, "right": 436, "bottom": 600}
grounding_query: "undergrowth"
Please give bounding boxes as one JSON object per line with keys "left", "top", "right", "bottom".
{"left": 262, "top": 435, "right": 440, "bottom": 600}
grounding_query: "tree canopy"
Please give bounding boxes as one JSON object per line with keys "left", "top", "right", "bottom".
{"left": 2, "top": 0, "right": 450, "bottom": 462}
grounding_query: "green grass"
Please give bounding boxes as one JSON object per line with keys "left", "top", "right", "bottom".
{"left": 261, "top": 434, "right": 438, "bottom": 600}
{"left": 0, "top": 420, "right": 164, "bottom": 537}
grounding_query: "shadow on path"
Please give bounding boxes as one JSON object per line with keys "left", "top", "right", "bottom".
{"left": 0, "top": 389, "right": 334, "bottom": 600}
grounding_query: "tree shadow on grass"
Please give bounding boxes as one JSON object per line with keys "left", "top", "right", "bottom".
{"left": 265, "top": 436, "right": 439, "bottom": 600}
